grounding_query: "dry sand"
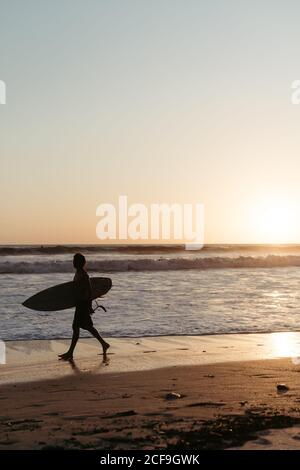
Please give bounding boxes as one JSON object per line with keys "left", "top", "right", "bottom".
{"left": 1, "top": 334, "right": 300, "bottom": 449}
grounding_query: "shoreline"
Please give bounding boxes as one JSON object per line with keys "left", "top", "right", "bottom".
{"left": 4, "top": 327, "right": 300, "bottom": 341}
{"left": 2, "top": 331, "right": 300, "bottom": 385}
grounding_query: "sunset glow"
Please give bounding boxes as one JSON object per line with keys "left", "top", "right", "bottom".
{"left": 250, "top": 201, "right": 298, "bottom": 244}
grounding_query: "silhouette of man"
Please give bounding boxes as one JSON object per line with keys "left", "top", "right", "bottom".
{"left": 59, "top": 253, "right": 110, "bottom": 360}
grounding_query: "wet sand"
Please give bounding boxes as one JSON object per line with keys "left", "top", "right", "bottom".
{"left": 3, "top": 332, "right": 300, "bottom": 385}
{"left": 1, "top": 334, "right": 300, "bottom": 449}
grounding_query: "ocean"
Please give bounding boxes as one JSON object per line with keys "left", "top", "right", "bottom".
{"left": 1, "top": 244, "right": 300, "bottom": 340}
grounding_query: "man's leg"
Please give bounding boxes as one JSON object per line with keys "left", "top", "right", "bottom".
{"left": 86, "top": 326, "right": 110, "bottom": 355}
{"left": 59, "top": 326, "right": 80, "bottom": 359}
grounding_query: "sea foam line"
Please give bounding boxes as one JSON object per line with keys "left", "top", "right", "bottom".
{"left": 1, "top": 255, "right": 300, "bottom": 274}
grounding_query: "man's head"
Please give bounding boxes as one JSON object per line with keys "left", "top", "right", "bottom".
{"left": 73, "top": 253, "right": 86, "bottom": 270}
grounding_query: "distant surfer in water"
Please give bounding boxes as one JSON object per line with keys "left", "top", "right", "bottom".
{"left": 59, "top": 253, "right": 110, "bottom": 361}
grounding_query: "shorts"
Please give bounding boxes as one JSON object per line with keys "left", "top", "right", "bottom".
{"left": 72, "top": 301, "right": 93, "bottom": 330}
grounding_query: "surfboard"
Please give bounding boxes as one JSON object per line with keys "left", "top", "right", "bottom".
{"left": 22, "top": 277, "right": 112, "bottom": 312}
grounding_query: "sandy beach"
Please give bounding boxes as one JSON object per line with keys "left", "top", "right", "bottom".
{"left": 2, "top": 334, "right": 300, "bottom": 450}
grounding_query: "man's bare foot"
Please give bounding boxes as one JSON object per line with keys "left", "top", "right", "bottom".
{"left": 58, "top": 352, "right": 73, "bottom": 361}
{"left": 102, "top": 342, "right": 110, "bottom": 356}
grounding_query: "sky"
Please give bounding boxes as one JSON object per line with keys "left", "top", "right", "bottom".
{"left": 1, "top": 0, "right": 300, "bottom": 244}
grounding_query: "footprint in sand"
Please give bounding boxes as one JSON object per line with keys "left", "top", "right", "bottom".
{"left": 0, "top": 439, "right": 19, "bottom": 446}
{"left": 102, "top": 410, "right": 137, "bottom": 419}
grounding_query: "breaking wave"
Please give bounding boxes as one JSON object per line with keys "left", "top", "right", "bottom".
{"left": 2, "top": 255, "right": 300, "bottom": 274}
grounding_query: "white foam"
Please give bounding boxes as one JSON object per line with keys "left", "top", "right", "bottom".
{"left": 1, "top": 254, "right": 300, "bottom": 274}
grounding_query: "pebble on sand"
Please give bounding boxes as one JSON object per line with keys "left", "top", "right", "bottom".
{"left": 165, "top": 392, "right": 181, "bottom": 400}
{"left": 276, "top": 383, "right": 289, "bottom": 392}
